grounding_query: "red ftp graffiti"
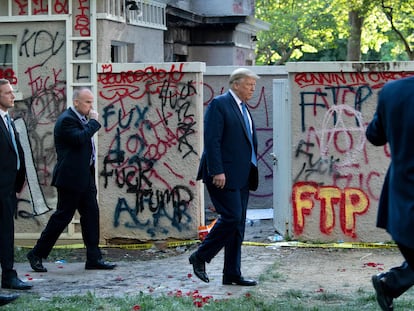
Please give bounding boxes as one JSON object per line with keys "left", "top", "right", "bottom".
{"left": 292, "top": 181, "right": 369, "bottom": 238}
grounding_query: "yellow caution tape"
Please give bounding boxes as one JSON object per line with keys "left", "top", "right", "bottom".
{"left": 242, "top": 241, "right": 273, "bottom": 247}
{"left": 265, "top": 241, "right": 397, "bottom": 249}
{"left": 166, "top": 240, "right": 199, "bottom": 248}
{"left": 105, "top": 243, "right": 154, "bottom": 250}
{"left": 17, "top": 240, "right": 200, "bottom": 250}
{"left": 16, "top": 243, "right": 87, "bottom": 249}
{"left": 16, "top": 240, "right": 397, "bottom": 250}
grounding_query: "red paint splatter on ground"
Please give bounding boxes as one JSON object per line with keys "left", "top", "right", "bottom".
{"left": 363, "top": 262, "right": 384, "bottom": 270}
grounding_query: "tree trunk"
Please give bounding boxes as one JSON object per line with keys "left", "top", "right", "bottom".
{"left": 347, "top": 10, "right": 364, "bottom": 61}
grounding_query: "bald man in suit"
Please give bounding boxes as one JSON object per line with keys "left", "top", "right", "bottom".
{"left": 27, "top": 87, "right": 116, "bottom": 273}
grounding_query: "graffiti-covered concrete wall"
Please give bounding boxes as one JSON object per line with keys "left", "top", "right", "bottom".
{"left": 288, "top": 62, "right": 414, "bottom": 242}
{"left": 5, "top": 1, "right": 99, "bottom": 240}
{"left": 96, "top": 62, "right": 205, "bottom": 241}
{"left": 2, "top": 0, "right": 209, "bottom": 244}
{"left": 10, "top": 31, "right": 414, "bottom": 246}
{"left": 2, "top": 21, "right": 67, "bottom": 237}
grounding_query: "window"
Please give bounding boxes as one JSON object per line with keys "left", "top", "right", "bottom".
{"left": 111, "top": 41, "right": 129, "bottom": 63}
{"left": 0, "top": 36, "right": 18, "bottom": 89}
{"left": 174, "top": 54, "right": 187, "bottom": 62}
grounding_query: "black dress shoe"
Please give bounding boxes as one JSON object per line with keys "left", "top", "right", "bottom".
{"left": 0, "top": 293, "right": 19, "bottom": 306}
{"left": 2, "top": 277, "right": 32, "bottom": 290}
{"left": 27, "top": 250, "right": 47, "bottom": 272}
{"left": 222, "top": 275, "right": 257, "bottom": 286}
{"left": 372, "top": 274, "right": 393, "bottom": 311}
{"left": 85, "top": 259, "right": 116, "bottom": 270}
{"left": 189, "top": 252, "right": 209, "bottom": 283}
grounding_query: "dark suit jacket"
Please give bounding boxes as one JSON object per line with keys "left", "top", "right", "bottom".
{"left": 51, "top": 108, "right": 101, "bottom": 192}
{"left": 366, "top": 76, "right": 414, "bottom": 248}
{"left": 197, "top": 91, "right": 259, "bottom": 191}
{"left": 0, "top": 115, "right": 26, "bottom": 194}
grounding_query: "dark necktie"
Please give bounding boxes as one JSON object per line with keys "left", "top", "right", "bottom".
{"left": 81, "top": 116, "right": 95, "bottom": 165}
{"left": 5, "top": 114, "right": 20, "bottom": 170}
{"left": 241, "top": 103, "right": 257, "bottom": 166}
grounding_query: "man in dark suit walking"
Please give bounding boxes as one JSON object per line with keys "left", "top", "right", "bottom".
{"left": 366, "top": 75, "right": 414, "bottom": 311}
{"left": 0, "top": 78, "right": 30, "bottom": 305}
{"left": 27, "top": 87, "right": 116, "bottom": 272}
{"left": 189, "top": 68, "right": 259, "bottom": 286}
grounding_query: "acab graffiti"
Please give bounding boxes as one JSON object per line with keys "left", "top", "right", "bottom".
{"left": 98, "top": 64, "right": 199, "bottom": 238}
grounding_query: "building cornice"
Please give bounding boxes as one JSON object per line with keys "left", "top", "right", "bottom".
{"left": 166, "top": 5, "right": 247, "bottom": 27}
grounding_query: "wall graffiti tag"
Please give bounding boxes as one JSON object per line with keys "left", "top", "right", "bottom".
{"left": 97, "top": 63, "right": 202, "bottom": 239}
{"left": 291, "top": 70, "right": 414, "bottom": 239}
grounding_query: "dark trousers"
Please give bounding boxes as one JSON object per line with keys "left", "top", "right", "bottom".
{"left": 0, "top": 192, "right": 18, "bottom": 280}
{"left": 383, "top": 243, "right": 414, "bottom": 298}
{"left": 33, "top": 185, "right": 102, "bottom": 262}
{"left": 197, "top": 183, "right": 249, "bottom": 277}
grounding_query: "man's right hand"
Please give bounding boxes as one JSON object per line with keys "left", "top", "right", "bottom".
{"left": 213, "top": 173, "right": 226, "bottom": 189}
{"left": 89, "top": 109, "right": 99, "bottom": 120}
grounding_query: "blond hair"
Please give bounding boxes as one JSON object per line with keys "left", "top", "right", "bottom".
{"left": 229, "top": 68, "right": 259, "bottom": 86}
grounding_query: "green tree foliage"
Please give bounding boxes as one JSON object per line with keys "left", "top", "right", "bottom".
{"left": 255, "top": 0, "right": 414, "bottom": 63}
{"left": 378, "top": 0, "right": 414, "bottom": 60}
{"left": 255, "top": 0, "right": 340, "bottom": 64}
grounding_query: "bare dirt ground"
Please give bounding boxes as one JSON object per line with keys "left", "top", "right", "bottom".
{"left": 10, "top": 219, "right": 406, "bottom": 304}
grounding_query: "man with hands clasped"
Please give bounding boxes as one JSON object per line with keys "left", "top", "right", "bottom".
{"left": 27, "top": 87, "right": 116, "bottom": 272}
